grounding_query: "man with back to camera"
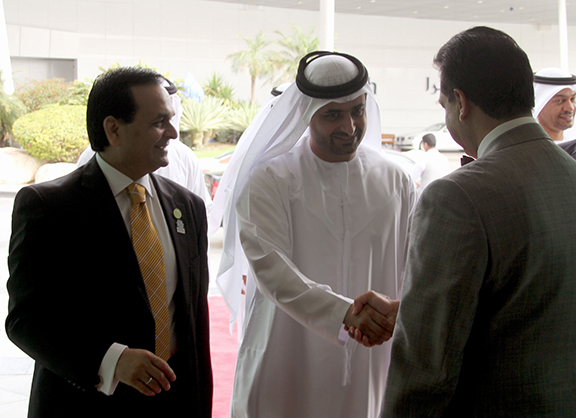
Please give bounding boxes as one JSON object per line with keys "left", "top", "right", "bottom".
{"left": 218, "top": 51, "right": 416, "bottom": 417}
{"left": 379, "top": 27, "right": 576, "bottom": 417}
{"left": 6, "top": 67, "right": 213, "bottom": 418}
{"left": 410, "top": 133, "right": 451, "bottom": 193}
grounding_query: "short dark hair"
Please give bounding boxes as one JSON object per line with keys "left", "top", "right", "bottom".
{"left": 433, "top": 26, "right": 534, "bottom": 120}
{"left": 86, "top": 67, "right": 164, "bottom": 151}
{"left": 422, "top": 133, "right": 436, "bottom": 148}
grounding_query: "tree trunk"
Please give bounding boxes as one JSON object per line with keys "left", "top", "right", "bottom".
{"left": 250, "top": 75, "right": 256, "bottom": 104}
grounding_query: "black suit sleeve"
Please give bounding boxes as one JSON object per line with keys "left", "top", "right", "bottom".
{"left": 6, "top": 186, "right": 107, "bottom": 389}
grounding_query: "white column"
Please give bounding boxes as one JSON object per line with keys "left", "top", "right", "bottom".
{"left": 559, "top": 0, "right": 569, "bottom": 71}
{"left": 319, "top": 0, "right": 335, "bottom": 51}
{"left": 0, "top": 0, "right": 14, "bottom": 94}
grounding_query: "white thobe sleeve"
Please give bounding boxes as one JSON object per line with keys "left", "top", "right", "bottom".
{"left": 236, "top": 169, "right": 352, "bottom": 346}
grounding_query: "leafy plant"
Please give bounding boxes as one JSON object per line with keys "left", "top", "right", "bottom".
{"left": 203, "top": 73, "right": 235, "bottom": 105}
{"left": 229, "top": 101, "right": 260, "bottom": 131}
{"left": 14, "top": 78, "right": 71, "bottom": 112}
{"left": 179, "top": 96, "right": 233, "bottom": 148}
{"left": 65, "top": 79, "right": 92, "bottom": 106}
{"left": 227, "top": 31, "right": 277, "bottom": 104}
{"left": 270, "top": 25, "right": 319, "bottom": 86}
{"left": 0, "top": 71, "right": 27, "bottom": 147}
{"left": 12, "top": 105, "right": 89, "bottom": 163}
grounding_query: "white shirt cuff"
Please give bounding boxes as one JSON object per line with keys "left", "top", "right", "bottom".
{"left": 337, "top": 324, "right": 350, "bottom": 345}
{"left": 97, "top": 343, "right": 128, "bottom": 396}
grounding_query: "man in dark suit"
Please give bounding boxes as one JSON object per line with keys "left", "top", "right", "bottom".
{"left": 382, "top": 26, "right": 576, "bottom": 417}
{"left": 558, "top": 137, "right": 576, "bottom": 159}
{"left": 6, "top": 67, "right": 213, "bottom": 417}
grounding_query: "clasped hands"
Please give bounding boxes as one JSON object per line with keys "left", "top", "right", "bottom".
{"left": 343, "top": 291, "right": 400, "bottom": 348}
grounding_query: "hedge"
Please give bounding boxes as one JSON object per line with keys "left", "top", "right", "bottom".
{"left": 13, "top": 105, "right": 89, "bottom": 163}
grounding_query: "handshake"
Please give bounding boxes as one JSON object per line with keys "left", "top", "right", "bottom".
{"left": 343, "top": 291, "right": 400, "bottom": 348}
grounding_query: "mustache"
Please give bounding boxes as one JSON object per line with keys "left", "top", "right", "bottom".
{"left": 332, "top": 131, "right": 360, "bottom": 139}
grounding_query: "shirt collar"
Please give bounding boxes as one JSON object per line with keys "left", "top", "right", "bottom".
{"left": 477, "top": 116, "right": 537, "bottom": 159}
{"left": 96, "top": 153, "right": 153, "bottom": 198}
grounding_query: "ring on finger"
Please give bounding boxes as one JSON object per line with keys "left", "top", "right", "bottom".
{"left": 145, "top": 377, "right": 154, "bottom": 386}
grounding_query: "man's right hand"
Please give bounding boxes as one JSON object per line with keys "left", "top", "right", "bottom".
{"left": 343, "top": 291, "right": 400, "bottom": 347}
{"left": 114, "top": 348, "right": 176, "bottom": 396}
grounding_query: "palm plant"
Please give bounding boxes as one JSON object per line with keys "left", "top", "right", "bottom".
{"left": 270, "top": 25, "right": 319, "bottom": 86}
{"left": 0, "top": 71, "right": 27, "bottom": 147}
{"left": 203, "top": 73, "right": 235, "bottom": 105}
{"left": 228, "top": 101, "right": 261, "bottom": 132}
{"left": 179, "top": 96, "right": 233, "bottom": 148}
{"left": 227, "top": 31, "right": 276, "bottom": 104}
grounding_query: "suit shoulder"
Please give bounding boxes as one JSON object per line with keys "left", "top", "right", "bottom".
{"left": 16, "top": 166, "right": 84, "bottom": 200}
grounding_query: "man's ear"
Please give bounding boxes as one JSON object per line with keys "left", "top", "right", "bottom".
{"left": 103, "top": 116, "right": 122, "bottom": 147}
{"left": 453, "top": 88, "right": 470, "bottom": 121}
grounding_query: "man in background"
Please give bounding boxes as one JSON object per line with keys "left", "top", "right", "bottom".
{"left": 410, "top": 133, "right": 450, "bottom": 193}
{"left": 383, "top": 27, "right": 576, "bottom": 417}
{"left": 533, "top": 67, "right": 576, "bottom": 142}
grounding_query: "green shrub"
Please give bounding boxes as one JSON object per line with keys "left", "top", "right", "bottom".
{"left": 179, "top": 96, "right": 233, "bottom": 148}
{"left": 0, "top": 71, "right": 27, "bottom": 146}
{"left": 65, "top": 79, "right": 92, "bottom": 106}
{"left": 15, "top": 78, "right": 71, "bottom": 112}
{"left": 229, "top": 101, "right": 260, "bottom": 131}
{"left": 13, "top": 105, "right": 88, "bottom": 163}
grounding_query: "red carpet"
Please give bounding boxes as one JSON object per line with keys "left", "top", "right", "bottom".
{"left": 209, "top": 296, "right": 238, "bottom": 418}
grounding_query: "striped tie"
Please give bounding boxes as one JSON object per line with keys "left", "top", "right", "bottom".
{"left": 127, "top": 183, "right": 171, "bottom": 361}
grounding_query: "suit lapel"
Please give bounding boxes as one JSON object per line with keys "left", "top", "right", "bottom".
{"left": 151, "top": 175, "right": 194, "bottom": 287}
{"left": 80, "top": 156, "right": 150, "bottom": 305}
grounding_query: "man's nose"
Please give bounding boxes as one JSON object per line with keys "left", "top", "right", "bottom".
{"left": 166, "top": 119, "right": 178, "bottom": 139}
{"left": 341, "top": 115, "right": 356, "bottom": 135}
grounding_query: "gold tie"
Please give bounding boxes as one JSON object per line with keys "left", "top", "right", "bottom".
{"left": 127, "top": 183, "right": 171, "bottom": 361}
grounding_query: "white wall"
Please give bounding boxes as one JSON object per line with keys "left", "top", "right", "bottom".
{"left": 3, "top": 0, "right": 575, "bottom": 135}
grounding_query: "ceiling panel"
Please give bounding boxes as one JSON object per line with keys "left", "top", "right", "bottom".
{"left": 209, "top": 0, "right": 575, "bottom": 26}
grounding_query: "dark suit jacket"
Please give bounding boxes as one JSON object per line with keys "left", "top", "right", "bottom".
{"left": 383, "top": 122, "right": 576, "bottom": 417}
{"left": 6, "top": 157, "right": 213, "bottom": 418}
{"left": 558, "top": 138, "right": 576, "bottom": 159}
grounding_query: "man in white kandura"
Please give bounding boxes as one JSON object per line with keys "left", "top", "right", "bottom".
{"left": 411, "top": 133, "right": 451, "bottom": 193}
{"left": 218, "top": 51, "right": 416, "bottom": 418}
{"left": 533, "top": 67, "right": 576, "bottom": 143}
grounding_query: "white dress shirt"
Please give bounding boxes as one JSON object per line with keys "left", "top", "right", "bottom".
{"left": 95, "top": 154, "right": 178, "bottom": 395}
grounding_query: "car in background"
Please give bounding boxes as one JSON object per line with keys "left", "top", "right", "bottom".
{"left": 204, "top": 171, "right": 222, "bottom": 200}
{"left": 394, "top": 123, "right": 463, "bottom": 152}
{"left": 200, "top": 150, "right": 234, "bottom": 199}
{"left": 198, "top": 150, "right": 234, "bottom": 174}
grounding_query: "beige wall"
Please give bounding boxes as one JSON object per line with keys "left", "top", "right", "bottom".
{"left": 4, "top": 0, "right": 574, "bottom": 135}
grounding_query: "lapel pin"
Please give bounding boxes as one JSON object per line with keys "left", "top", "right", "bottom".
{"left": 176, "top": 220, "right": 186, "bottom": 234}
{"left": 173, "top": 209, "right": 185, "bottom": 234}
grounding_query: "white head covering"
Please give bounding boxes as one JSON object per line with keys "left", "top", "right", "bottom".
{"left": 210, "top": 52, "right": 382, "bottom": 331}
{"left": 533, "top": 67, "right": 576, "bottom": 118}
